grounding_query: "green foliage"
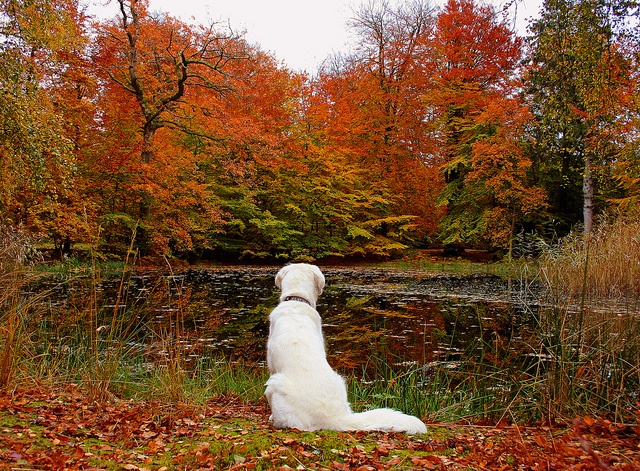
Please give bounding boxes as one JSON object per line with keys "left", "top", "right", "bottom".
{"left": 527, "top": 0, "right": 638, "bottom": 233}
{"left": 204, "top": 138, "right": 412, "bottom": 259}
{"left": 436, "top": 179, "right": 488, "bottom": 246}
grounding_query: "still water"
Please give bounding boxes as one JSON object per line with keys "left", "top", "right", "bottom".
{"left": 42, "top": 265, "right": 541, "bottom": 374}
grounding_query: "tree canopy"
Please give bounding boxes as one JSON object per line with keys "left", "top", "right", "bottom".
{"left": 1, "top": 0, "right": 638, "bottom": 260}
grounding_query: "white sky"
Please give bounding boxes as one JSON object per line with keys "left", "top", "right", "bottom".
{"left": 88, "top": 0, "right": 543, "bottom": 72}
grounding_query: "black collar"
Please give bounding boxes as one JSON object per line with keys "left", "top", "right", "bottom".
{"left": 283, "top": 295, "right": 312, "bottom": 306}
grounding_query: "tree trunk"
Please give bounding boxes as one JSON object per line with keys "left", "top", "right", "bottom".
{"left": 141, "top": 122, "right": 157, "bottom": 164}
{"left": 583, "top": 153, "right": 594, "bottom": 234}
{"left": 139, "top": 122, "right": 157, "bottom": 220}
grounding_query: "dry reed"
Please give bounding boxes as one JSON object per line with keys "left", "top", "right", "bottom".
{"left": 0, "top": 226, "right": 44, "bottom": 387}
{"left": 540, "top": 210, "right": 640, "bottom": 307}
{"left": 536, "top": 210, "right": 640, "bottom": 423}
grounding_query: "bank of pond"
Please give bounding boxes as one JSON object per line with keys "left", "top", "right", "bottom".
{"left": 9, "top": 265, "right": 640, "bottom": 425}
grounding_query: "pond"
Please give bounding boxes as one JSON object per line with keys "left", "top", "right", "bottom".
{"left": 38, "top": 265, "right": 543, "bottom": 375}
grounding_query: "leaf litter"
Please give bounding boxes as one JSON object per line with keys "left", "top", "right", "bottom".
{"left": 1, "top": 386, "right": 638, "bottom": 470}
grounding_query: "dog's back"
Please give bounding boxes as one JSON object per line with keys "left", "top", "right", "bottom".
{"left": 267, "top": 301, "right": 326, "bottom": 374}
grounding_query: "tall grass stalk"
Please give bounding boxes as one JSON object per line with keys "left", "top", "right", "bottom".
{"left": 1, "top": 224, "right": 268, "bottom": 408}
{"left": 0, "top": 227, "right": 46, "bottom": 388}
{"left": 80, "top": 224, "right": 141, "bottom": 402}
{"left": 347, "top": 354, "right": 547, "bottom": 424}
{"left": 536, "top": 210, "right": 640, "bottom": 423}
{"left": 540, "top": 211, "right": 640, "bottom": 307}
{"left": 0, "top": 278, "right": 20, "bottom": 387}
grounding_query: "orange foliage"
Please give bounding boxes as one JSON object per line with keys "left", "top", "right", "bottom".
{"left": 89, "top": 0, "right": 312, "bottom": 254}
{"left": 3, "top": 0, "right": 636, "bottom": 257}
{"left": 308, "top": 42, "right": 444, "bottom": 240}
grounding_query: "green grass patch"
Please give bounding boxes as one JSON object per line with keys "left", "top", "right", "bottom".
{"left": 371, "top": 250, "right": 528, "bottom": 277}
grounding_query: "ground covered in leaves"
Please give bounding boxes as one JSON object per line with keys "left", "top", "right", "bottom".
{"left": 1, "top": 387, "right": 639, "bottom": 470}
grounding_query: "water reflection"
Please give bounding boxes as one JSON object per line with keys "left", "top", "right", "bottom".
{"left": 37, "top": 266, "right": 542, "bottom": 375}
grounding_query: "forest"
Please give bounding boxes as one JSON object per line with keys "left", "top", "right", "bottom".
{"left": 1, "top": 0, "right": 639, "bottom": 261}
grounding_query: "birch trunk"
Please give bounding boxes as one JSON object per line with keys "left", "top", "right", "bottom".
{"left": 583, "top": 153, "right": 594, "bottom": 234}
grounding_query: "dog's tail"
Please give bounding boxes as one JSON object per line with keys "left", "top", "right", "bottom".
{"left": 336, "top": 408, "right": 426, "bottom": 434}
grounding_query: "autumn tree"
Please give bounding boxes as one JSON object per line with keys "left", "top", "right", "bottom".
{"left": 91, "top": 0, "right": 250, "bottom": 254}
{"left": 314, "top": 0, "right": 443, "bottom": 242}
{"left": 467, "top": 98, "right": 547, "bottom": 254}
{"left": 347, "top": 0, "right": 436, "bottom": 166}
{"left": 0, "top": 0, "right": 97, "bottom": 254}
{"left": 95, "top": 0, "right": 244, "bottom": 164}
{"left": 427, "top": 0, "right": 544, "bottom": 250}
{"left": 527, "top": 0, "right": 638, "bottom": 234}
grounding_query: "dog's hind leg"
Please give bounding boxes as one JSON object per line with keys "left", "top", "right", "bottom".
{"left": 265, "top": 373, "right": 304, "bottom": 429}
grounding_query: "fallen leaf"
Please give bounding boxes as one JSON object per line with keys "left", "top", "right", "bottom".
{"left": 410, "top": 455, "right": 443, "bottom": 469}
{"left": 535, "top": 435, "right": 548, "bottom": 447}
{"left": 332, "top": 461, "right": 351, "bottom": 470}
{"left": 73, "top": 446, "right": 86, "bottom": 459}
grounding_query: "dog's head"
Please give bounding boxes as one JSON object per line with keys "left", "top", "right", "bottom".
{"left": 275, "top": 263, "right": 325, "bottom": 301}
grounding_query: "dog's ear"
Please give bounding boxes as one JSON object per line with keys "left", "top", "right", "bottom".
{"left": 313, "top": 266, "right": 325, "bottom": 296}
{"left": 275, "top": 265, "right": 289, "bottom": 289}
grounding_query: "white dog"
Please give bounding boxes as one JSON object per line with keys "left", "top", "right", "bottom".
{"left": 265, "top": 263, "right": 427, "bottom": 434}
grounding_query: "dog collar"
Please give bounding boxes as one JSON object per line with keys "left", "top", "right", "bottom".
{"left": 283, "top": 295, "right": 312, "bottom": 306}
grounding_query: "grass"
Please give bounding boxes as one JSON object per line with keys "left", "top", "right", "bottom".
{"left": 0, "top": 386, "right": 466, "bottom": 470}
{"left": 539, "top": 211, "right": 640, "bottom": 305}
{"left": 347, "top": 345, "right": 545, "bottom": 425}
{"left": 0, "top": 272, "right": 267, "bottom": 406}
{"left": 374, "top": 249, "right": 526, "bottom": 277}
{"left": 1, "top": 226, "right": 266, "bottom": 407}
{"left": 533, "top": 210, "right": 640, "bottom": 423}
{"left": 347, "top": 211, "right": 640, "bottom": 424}
{"left": 0, "top": 227, "right": 48, "bottom": 388}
